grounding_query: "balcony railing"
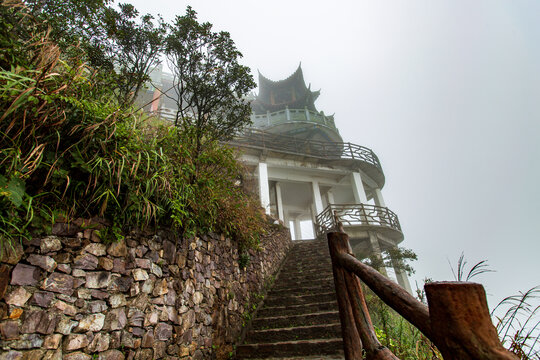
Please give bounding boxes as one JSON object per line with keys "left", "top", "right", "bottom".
{"left": 315, "top": 204, "right": 402, "bottom": 238}
{"left": 251, "top": 108, "right": 337, "bottom": 130}
{"left": 228, "top": 129, "right": 382, "bottom": 172}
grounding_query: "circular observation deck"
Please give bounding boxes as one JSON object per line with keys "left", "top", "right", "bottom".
{"left": 228, "top": 129, "right": 385, "bottom": 189}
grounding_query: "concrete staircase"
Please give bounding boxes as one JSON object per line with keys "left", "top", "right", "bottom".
{"left": 236, "top": 239, "right": 344, "bottom": 359}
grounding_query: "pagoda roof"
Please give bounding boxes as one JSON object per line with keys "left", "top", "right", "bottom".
{"left": 251, "top": 64, "right": 321, "bottom": 114}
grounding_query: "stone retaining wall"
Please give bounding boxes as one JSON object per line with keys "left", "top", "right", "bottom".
{"left": 0, "top": 222, "right": 292, "bottom": 359}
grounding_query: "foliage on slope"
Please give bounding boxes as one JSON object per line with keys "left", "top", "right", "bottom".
{"left": 0, "top": 1, "right": 265, "bottom": 252}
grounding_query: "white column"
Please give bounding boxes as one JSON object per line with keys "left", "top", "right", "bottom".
{"left": 392, "top": 256, "right": 413, "bottom": 294}
{"left": 326, "top": 190, "right": 335, "bottom": 205}
{"left": 351, "top": 172, "right": 368, "bottom": 203}
{"left": 369, "top": 232, "right": 387, "bottom": 276}
{"left": 286, "top": 106, "right": 291, "bottom": 121}
{"left": 373, "top": 188, "right": 386, "bottom": 207}
{"left": 275, "top": 182, "right": 284, "bottom": 222}
{"left": 294, "top": 219, "right": 302, "bottom": 240}
{"left": 310, "top": 204, "right": 317, "bottom": 237}
{"left": 311, "top": 181, "right": 324, "bottom": 216}
{"left": 258, "top": 162, "right": 271, "bottom": 215}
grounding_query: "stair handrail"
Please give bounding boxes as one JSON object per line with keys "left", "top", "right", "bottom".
{"left": 327, "top": 231, "right": 519, "bottom": 360}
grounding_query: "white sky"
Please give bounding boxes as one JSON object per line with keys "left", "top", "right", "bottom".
{"left": 126, "top": 0, "right": 540, "bottom": 309}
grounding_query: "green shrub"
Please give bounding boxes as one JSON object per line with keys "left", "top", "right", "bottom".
{"left": 0, "top": 1, "right": 265, "bottom": 252}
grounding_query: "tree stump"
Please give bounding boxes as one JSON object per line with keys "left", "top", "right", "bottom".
{"left": 425, "top": 281, "right": 519, "bottom": 360}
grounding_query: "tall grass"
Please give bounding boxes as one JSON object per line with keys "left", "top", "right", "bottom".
{"left": 0, "top": 1, "right": 266, "bottom": 252}
{"left": 492, "top": 287, "right": 540, "bottom": 359}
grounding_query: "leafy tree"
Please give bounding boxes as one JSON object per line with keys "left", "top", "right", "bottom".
{"left": 165, "top": 6, "right": 255, "bottom": 157}
{"left": 102, "top": 3, "right": 167, "bottom": 107}
{"left": 23, "top": 0, "right": 112, "bottom": 57}
{"left": 364, "top": 247, "right": 417, "bottom": 276}
{"left": 23, "top": 1, "right": 166, "bottom": 107}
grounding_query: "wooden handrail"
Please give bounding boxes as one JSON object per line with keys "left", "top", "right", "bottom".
{"left": 336, "top": 251, "right": 432, "bottom": 339}
{"left": 327, "top": 231, "right": 519, "bottom": 360}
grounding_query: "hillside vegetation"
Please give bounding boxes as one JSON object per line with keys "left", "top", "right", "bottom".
{"left": 0, "top": 0, "right": 264, "bottom": 253}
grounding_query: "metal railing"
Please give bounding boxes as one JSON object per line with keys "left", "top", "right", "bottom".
{"left": 251, "top": 108, "right": 337, "bottom": 130}
{"left": 315, "top": 204, "right": 401, "bottom": 238}
{"left": 228, "top": 129, "right": 382, "bottom": 172}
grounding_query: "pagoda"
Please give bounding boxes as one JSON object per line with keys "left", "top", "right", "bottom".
{"left": 230, "top": 65, "right": 412, "bottom": 292}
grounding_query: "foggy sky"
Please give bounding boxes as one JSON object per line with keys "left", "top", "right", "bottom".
{"left": 126, "top": 0, "right": 540, "bottom": 308}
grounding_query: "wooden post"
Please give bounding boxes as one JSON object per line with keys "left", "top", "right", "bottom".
{"left": 337, "top": 251, "right": 432, "bottom": 339}
{"left": 342, "top": 268, "right": 400, "bottom": 359}
{"left": 425, "top": 282, "right": 519, "bottom": 360}
{"left": 328, "top": 232, "right": 363, "bottom": 359}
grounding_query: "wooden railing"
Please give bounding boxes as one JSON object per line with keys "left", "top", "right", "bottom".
{"left": 328, "top": 231, "right": 519, "bottom": 360}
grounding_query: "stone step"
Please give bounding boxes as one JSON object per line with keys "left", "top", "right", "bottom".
{"left": 247, "top": 323, "right": 341, "bottom": 344}
{"left": 257, "top": 301, "right": 338, "bottom": 318}
{"left": 281, "top": 262, "right": 332, "bottom": 274}
{"left": 237, "top": 240, "right": 343, "bottom": 359}
{"left": 236, "top": 338, "right": 344, "bottom": 359}
{"left": 268, "top": 283, "right": 335, "bottom": 297}
{"left": 276, "top": 270, "right": 333, "bottom": 280}
{"left": 285, "top": 248, "right": 330, "bottom": 261}
{"left": 247, "top": 356, "right": 344, "bottom": 360}
{"left": 272, "top": 276, "right": 334, "bottom": 289}
{"left": 252, "top": 311, "right": 340, "bottom": 330}
{"left": 263, "top": 292, "right": 336, "bottom": 308}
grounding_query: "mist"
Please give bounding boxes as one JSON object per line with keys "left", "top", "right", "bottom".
{"left": 127, "top": 0, "right": 540, "bottom": 308}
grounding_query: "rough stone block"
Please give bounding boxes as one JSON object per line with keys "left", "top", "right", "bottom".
{"left": 150, "top": 263, "right": 162, "bottom": 277}
{"left": 85, "top": 271, "right": 111, "bottom": 289}
{"left": 42, "top": 349, "right": 62, "bottom": 360}
{"left": 86, "top": 332, "right": 109, "bottom": 352}
{"left": 8, "top": 333, "right": 43, "bottom": 349}
{"left": 82, "top": 243, "right": 106, "bottom": 257}
{"left": 127, "top": 308, "right": 144, "bottom": 327}
{"left": 11, "top": 264, "right": 40, "bottom": 286}
{"left": 108, "top": 276, "right": 132, "bottom": 292}
{"left": 104, "top": 308, "right": 127, "bottom": 331}
{"left": 0, "top": 320, "right": 19, "bottom": 340}
{"left": 0, "top": 240, "right": 24, "bottom": 265}
{"left": 63, "top": 334, "right": 90, "bottom": 351}
{"left": 134, "top": 258, "right": 151, "bottom": 269}
{"left": 107, "top": 239, "right": 127, "bottom": 257}
{"left": 41, "top": 272, "right": 74, "bottom": 295}
{"left": 0, "top": 350, "right": 23, "bottom": 360}
{"left": 72, "top": 253, "right": 98, "bottom": 270}
{"left": 40, "top": 237, "right": 62, "bottom": 253}
{"left": 26, "top": 254, "right": 57, "bottom": 272}
{"left": 98, "top": 257, "right": 113, "bottom": 271}
{"left": 108, "top": 294, "right": 126, "bottom": 308}
{"left": 152, "top": 279, "right": 168, "bottom": 296}
{"left": 56, "top": 263, "right": 71, "bottom": 274}
{"left": 21, "top": 310, "right": 59, "bottom": 335}
{"left": 43, "top": 333, "right": 62, "bottom": 349}
{"left": 154, "top": 323, "right": 172, "bottom": 341}
{"left": 55, "top": 317, "right": 78, "bottom": 335}
{"left": 75, "top": 313, "right": 105, "bottom": 332}
{"left": 132, "top": 269, "right": 149, "bottom": 281}
{"left": 98, "top": 350, "right": 124, "bottom": 360}
{"left": 62, "top": 352, "right": 91, "bottom": 360}
{"left": 4, "top": 287, "right": 32, "bottom": 306}
{"left": 87, "top": 300, "right": 107, "bottom": 313}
